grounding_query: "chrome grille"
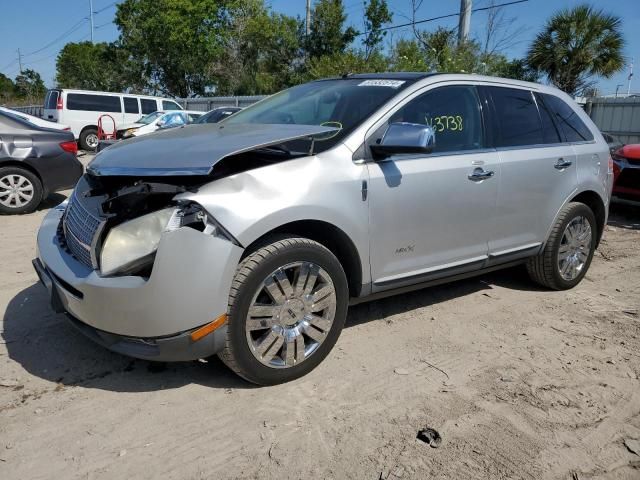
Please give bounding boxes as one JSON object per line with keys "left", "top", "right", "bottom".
{"left": 62, "top": 191, "right": 103, "bottom": 269}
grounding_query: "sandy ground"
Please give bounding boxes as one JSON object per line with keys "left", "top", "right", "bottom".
{"left": 1, "top": 156, "right": 639, "bottom": 479}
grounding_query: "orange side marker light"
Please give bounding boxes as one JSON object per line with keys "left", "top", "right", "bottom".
{"left": 190, "top": 314, "right": 227, "bottom": 342}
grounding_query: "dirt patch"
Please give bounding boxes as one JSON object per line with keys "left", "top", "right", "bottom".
{"left": 1, "top": 188, "right": 639, "bottom": 479}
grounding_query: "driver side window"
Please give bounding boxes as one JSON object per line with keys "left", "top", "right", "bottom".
{"left": 390, "top": 85, "right": 484, "bottom": 154}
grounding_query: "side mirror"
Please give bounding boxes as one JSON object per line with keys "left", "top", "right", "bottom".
{"left": 156, "top": 119, "right": 166, "bottom": 127}
{"left": 370, "top": 122, "right": 435, "bottom": 160}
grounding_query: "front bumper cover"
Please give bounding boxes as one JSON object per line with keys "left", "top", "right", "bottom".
{"left": 34, "top": 206, "right": 243, "bottom": 361}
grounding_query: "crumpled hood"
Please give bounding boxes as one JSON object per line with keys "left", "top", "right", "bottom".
{"left": 87, "top": 123, "right": 337, "bottom": 176}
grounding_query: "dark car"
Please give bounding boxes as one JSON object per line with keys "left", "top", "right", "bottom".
{"left": 612, "top": 143, "right": 640, "bottom": 202}
{"left": 195, "top": 106, "right": 242, "bottom": 124}
{"left": 0, "top": 110, "right": 83, "bottom": 214}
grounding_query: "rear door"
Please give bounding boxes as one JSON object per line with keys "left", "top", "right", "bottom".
{"left": 43, "top": 89, "right": 61, "bottom": 121}
{"left": 367, "top": 84, "right": 499, "bottom": 290}
{"left": 484, "top": 86, "right": 577, "bottom": 260}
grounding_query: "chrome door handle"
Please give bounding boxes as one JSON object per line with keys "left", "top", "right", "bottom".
{"left": 468, "top": 167, "right": 495, "bottom": 182}
{"left": 554, "top": 158, "right": 573, "bottom": 169}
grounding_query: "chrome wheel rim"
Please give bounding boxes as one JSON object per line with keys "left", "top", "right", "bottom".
{"left": 245, "top": 261, "right": 337, "bottom": 369}
{"left": 0, "top": 174, "right": 34, "bottom": 208}
{"left": 85, "top": 133, "right": 99, "bottom": 149}
{"left": 558, "top": 215, "right": 592, "bottom": 281}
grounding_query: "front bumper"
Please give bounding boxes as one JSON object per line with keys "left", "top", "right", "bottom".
{"left": 34, "top": 206, "right": 243, "bottom": 361}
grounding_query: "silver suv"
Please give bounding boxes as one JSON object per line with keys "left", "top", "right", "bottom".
{"left": 34, "top": 73, "right": 613, "bottom": 385}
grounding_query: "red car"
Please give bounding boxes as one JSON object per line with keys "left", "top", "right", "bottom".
{"left": 612, "top": 144, "right": 640, "bottom": 201}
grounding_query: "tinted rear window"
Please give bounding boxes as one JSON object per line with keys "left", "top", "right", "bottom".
{"left": 45, "top": 90, "right": 59, "bottom": 109}
{"left": 489, "top": 87, "right": 543, "bottom": 147}
{"left": 542, "top": 94, "right": 594, "bottom": 142}
{"left": 534, "top": 93, "right": 562, "bottom": 144}
{"left": 123, "top": 97, "right": 139, "bottom": 114}
{"left": 67, "top": 94, "right": 121, "bottom": 113}
{"left": 140, "top": 99, "right": 157, "bottom": 114}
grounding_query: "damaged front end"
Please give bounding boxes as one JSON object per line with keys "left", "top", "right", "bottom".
{"left": 60, "top": 123, "right": 337, "bottom": 277}
{"left": 59, "top": 173, "right": 234, "bottom": 277}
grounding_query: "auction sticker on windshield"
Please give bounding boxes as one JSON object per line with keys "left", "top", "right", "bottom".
{"left": 358, "top": 80, "right": 405, "bottom": 88}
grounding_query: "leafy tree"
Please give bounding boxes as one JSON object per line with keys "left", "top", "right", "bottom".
{"left": 363, "top": 0, "right": 392, "bottom": 59}
{"left": 0, "top": 73, "right": 16, "bottom": 102}
{"left": 213, "top": 1, "right": 303, "bottom": 95}
{"left": 14, "top": 69, "right": 46, "bottom": 101}
{"left": 55, "top": 41, "right": 137, "bottom": 91}
{"left": 306, "top": 0, "right": 357, "bottom": 58}
{"left": 526, "top": 4, "right": 624, "bottom": 95}
{"left": 115, "top": 0, "right": 234, "bottom": 97}
{"left": 305, "top": 50, "right": 388, "bottom": 80}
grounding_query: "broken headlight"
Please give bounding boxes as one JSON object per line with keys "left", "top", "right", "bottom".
{"left": 100, "top": 203, "right": 234, "bottom": 276}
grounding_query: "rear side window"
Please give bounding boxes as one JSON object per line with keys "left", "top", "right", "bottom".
{"left": 534, "top": 93, "right": 562, "bottom": 144}
{"left": 389, "top": 85, "right": 484, "bottom": 153}
{"left": 123, "top": 97, "right": 139, "bottom": 114}
{"left": 162, "top": 100, "right": 181, "bottom": 110}
{"left": 140, "top": 99, "right": 158, "bottom": 114}
{"left": 45, "top": 90, "right": 59, "bottom": 109}
{"left": 67, "top": 94, "right": 121, "bottom": 113}
{"left": 542, "top": 94, "right": 594, "bottom": 142}
{"left": 489, "top": 87, "right": 543, "bottom": 147}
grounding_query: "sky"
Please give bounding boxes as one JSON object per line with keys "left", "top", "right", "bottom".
{"left": 0, "top": 0, "right": 638, "bottom": 95}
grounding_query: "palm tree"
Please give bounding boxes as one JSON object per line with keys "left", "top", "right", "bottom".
{"left": 527, "top": 4, "right": 625, "bottom": 95}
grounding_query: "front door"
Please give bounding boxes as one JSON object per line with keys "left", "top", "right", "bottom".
{"left": 367, "top": 85, "right": 499, "bottom": 291}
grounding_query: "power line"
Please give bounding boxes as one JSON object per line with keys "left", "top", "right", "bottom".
{"left": 355, "top": 0, "right": 528, "bottom": 36}
{"left": 94, "top": 1, "right": 117, "bottom": 15}
{"left": 23, "top": 18, "right": 88, "bottom": 57}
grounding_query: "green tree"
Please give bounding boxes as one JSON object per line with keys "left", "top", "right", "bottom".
{"left": 305, "top": 50, "right": 388, "bottom": 80}
{"left": 526, "top": 4, "right": 624, "bottom": 95}
{"left": 115, "top": 0, "right": 234, "bottom": 97}
{"left": 0, "top": 73, "right": 16, "bottom": 102}
{"left": 55, "top": 41, "right": 136, "bottom": 91}
{"left": 306, "top": 0, "right": 357, "bottom": 58}
{"left": 14, "top": 69, "right": 46, "bottom": 101}
{"left": 213, "top": 1, "right": 302, "bottom": 95}
{"left": 363, "top": 0, "right": 392, "bottom": 59}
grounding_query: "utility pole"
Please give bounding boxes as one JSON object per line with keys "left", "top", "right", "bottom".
{"left": 16, "top": 49, "right": 23, "bottom": 73}
{"left": 89, "top": 0, "right": 95, "bottom": 43}
{"left": 458, "top": 0, "right": 472, "bottom": 45}
{"left": 615, "top": 84, "right": 623, "bottom": 98}
{"left": 306, "top": 0, "right": 311, "bottom": 35}
{"left": 627, "top": 58, "right": 634, "bottom": 96}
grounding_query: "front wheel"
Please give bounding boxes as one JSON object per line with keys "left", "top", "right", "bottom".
{"left": 527, "top": 202, "right": 597, "bottom": 290}
{"left": 219, "top": 237, "right": 349, "bottom": 385}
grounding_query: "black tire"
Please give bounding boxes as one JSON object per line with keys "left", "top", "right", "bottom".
{"left": 0, "top": 166, "right": 43, "bottom": 215}
{"left": 527, "top": 202, "right": 597, "bottom": 290}
{"left": 79, "top": 127, "right": 98, "bottom": 151}
{"left": 219, "top": 237, "right": 349, "bottom": 385}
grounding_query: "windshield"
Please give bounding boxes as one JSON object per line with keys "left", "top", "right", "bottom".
{"left": 225, "top": 78, "right": 412, "bottom": 152}
{"left": 137, "top": 111, "right": 164, "bottom": 125}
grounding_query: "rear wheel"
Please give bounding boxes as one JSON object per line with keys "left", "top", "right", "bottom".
{"left": 79, "top": 127, "right": 99, "bottom": 151}
{"left": 527, "top": 202, "right": 597, "bottom": 290}
{"left": 219, "top": 237, "right": 348, "bottom": 385}
{"left": 0, "top": 167, "right": 43, "bottom": 215}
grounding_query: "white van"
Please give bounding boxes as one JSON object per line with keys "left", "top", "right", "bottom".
{"left": 43, "top": 89, "right": 183, "bottom": 150}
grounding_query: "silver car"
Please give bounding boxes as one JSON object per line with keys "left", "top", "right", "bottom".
{"left": 34, "top": 73, "right": 613, "bottom": 385}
